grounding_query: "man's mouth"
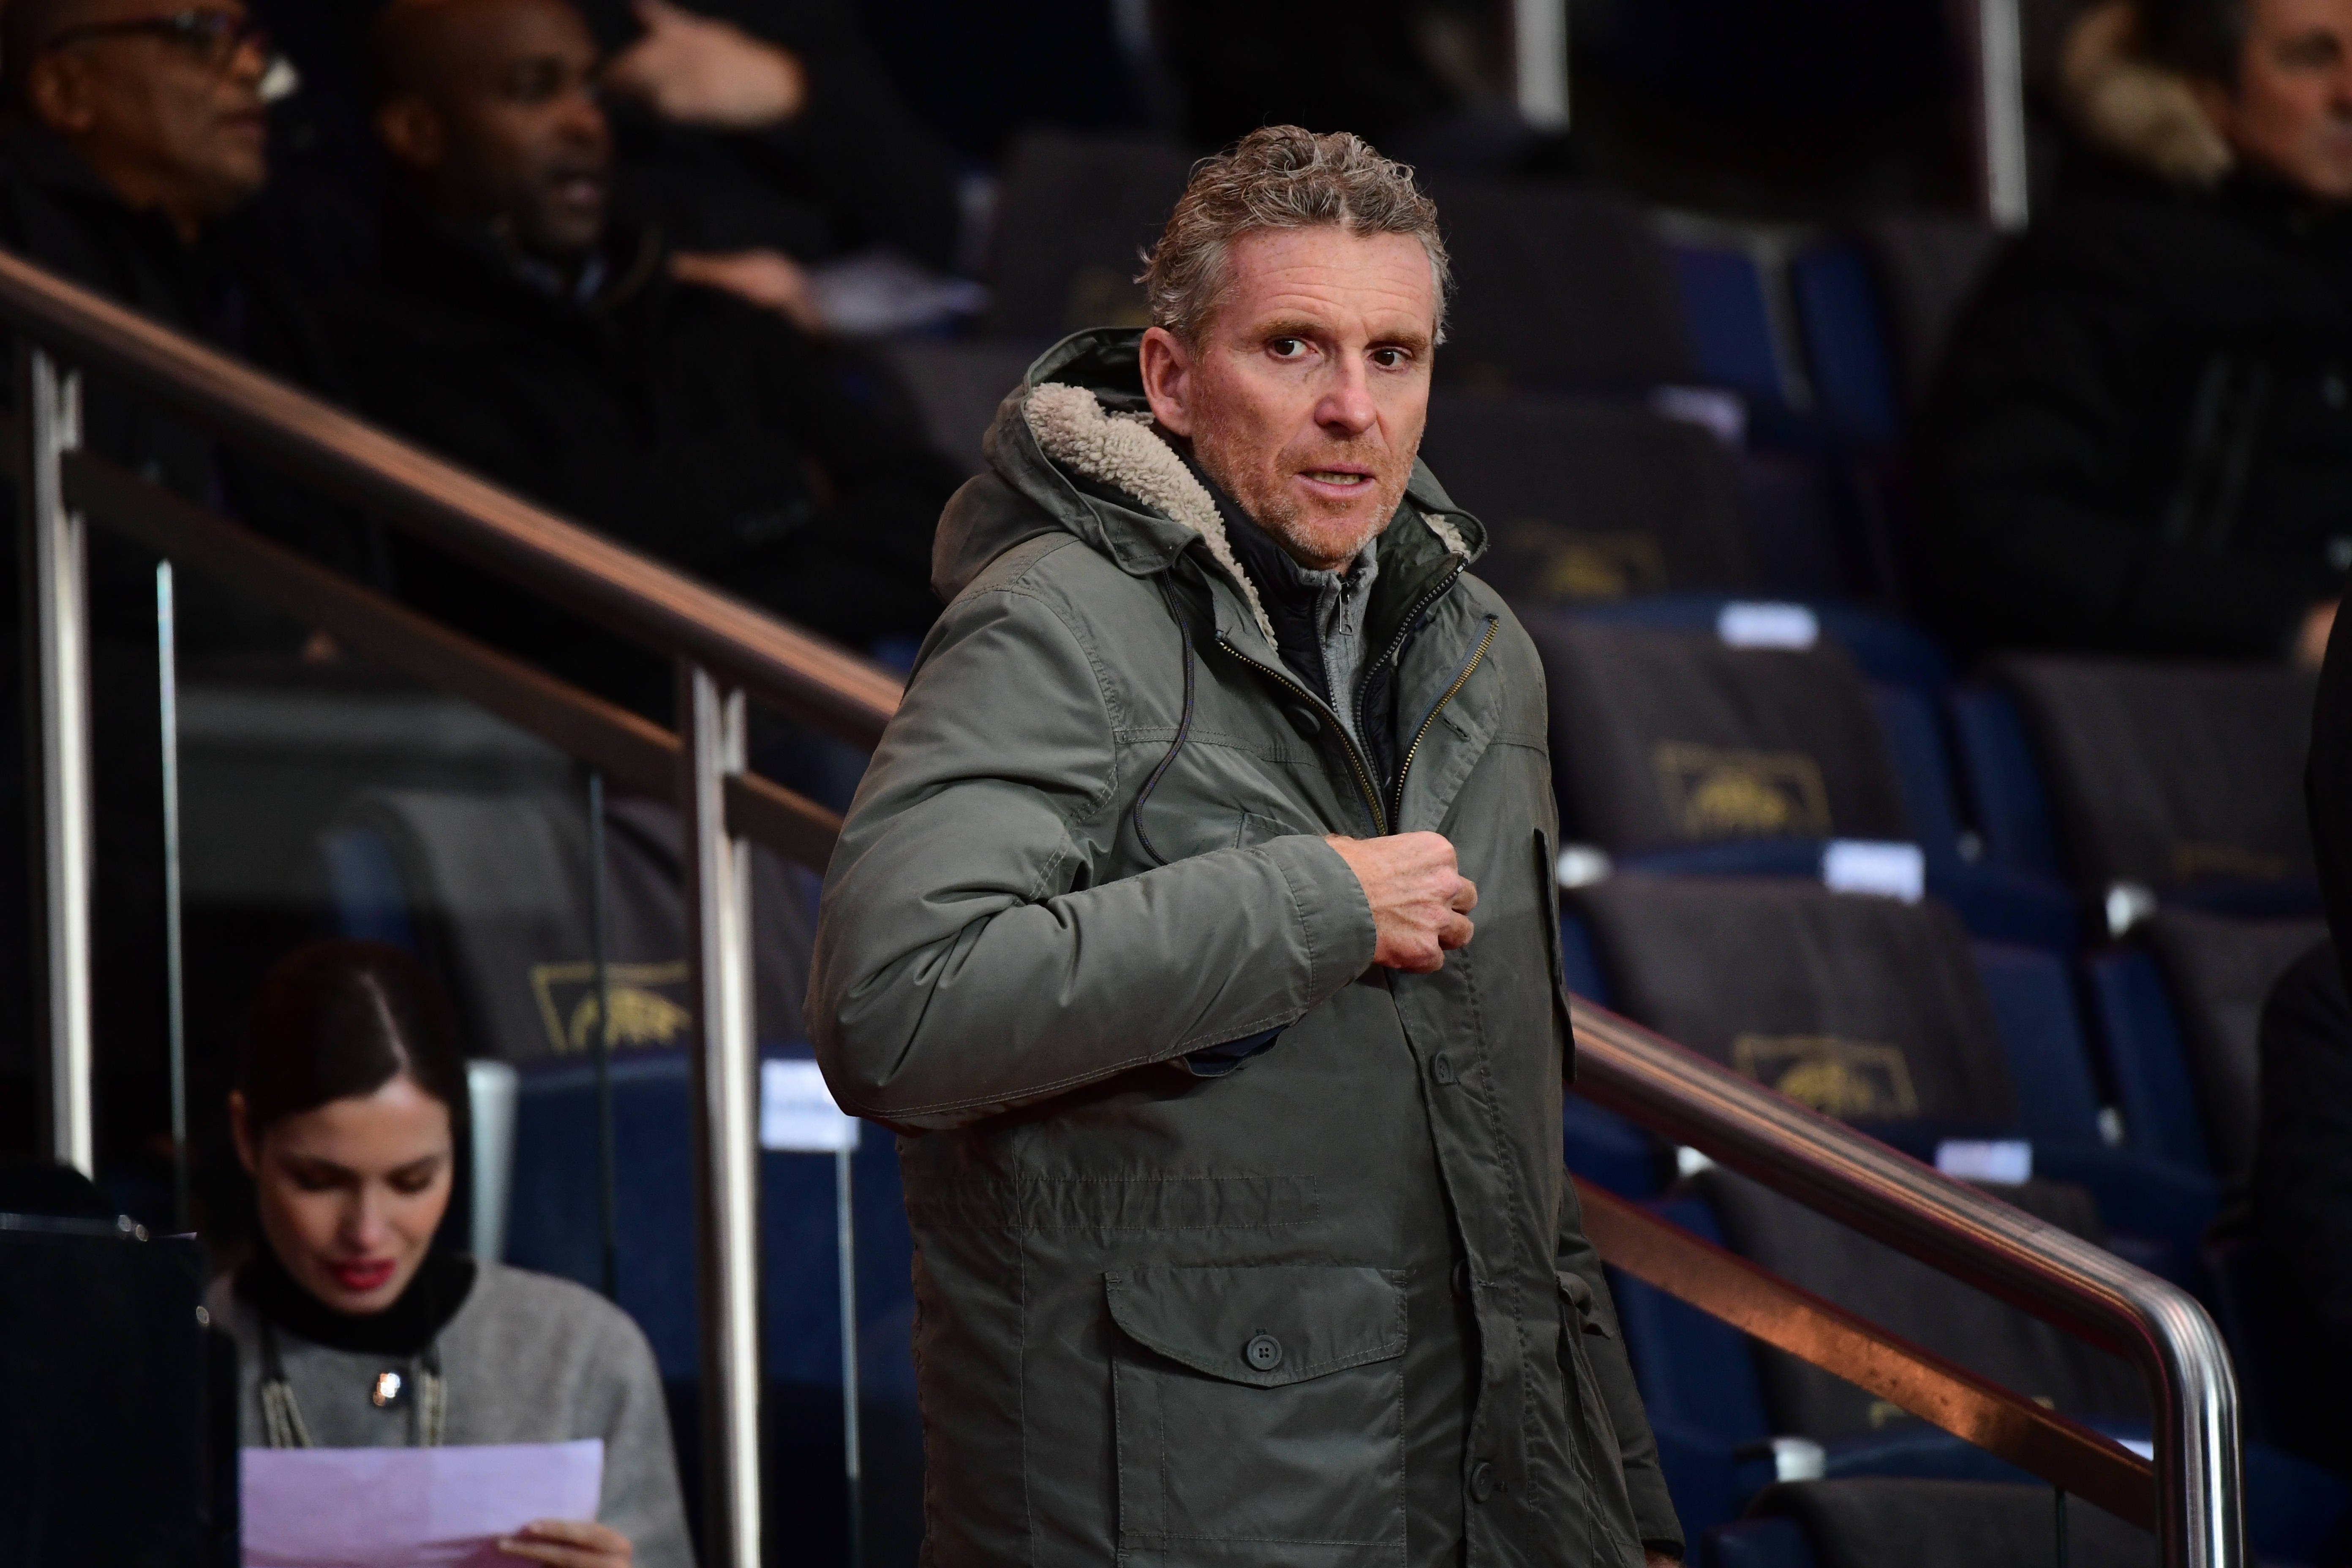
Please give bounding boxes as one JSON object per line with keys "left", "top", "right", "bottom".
{"left": 1300, "top": 468, "right": 1373, "bottom": 490}
{"left": 329, "top": 1258, "right": 397, "bottom": 1293}
{"left": 551, "top": 171, "right": 607, "bottom": 208}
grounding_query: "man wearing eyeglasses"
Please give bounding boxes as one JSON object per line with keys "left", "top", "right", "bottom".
{"left": 0, "top": 1, "right": 360, "bottom": 1184}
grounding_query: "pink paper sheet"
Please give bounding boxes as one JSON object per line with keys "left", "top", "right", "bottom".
{"left": 241, "top": 1439, "right": 604, "bottom": 1568}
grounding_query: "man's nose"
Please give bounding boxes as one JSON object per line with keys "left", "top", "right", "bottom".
{"left": 562, "top": 91, "right": 614, "bottom": 151}
{"left": 1315, "top": 356, "right": 1379, "bottom": 438}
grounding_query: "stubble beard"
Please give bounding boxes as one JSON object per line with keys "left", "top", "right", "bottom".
{"left": 1192, "top": 408, "right": 1416, "bottom": 572}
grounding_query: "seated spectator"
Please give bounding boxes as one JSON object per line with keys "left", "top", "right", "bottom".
{"left": 327, "top": 0, "right": 956, "bottom": 710}
{"left": 0, "top": 0, "right": 362, "bottom": 1180}
{"left": 211, "top": 941, "right": 691, "bottom": 1567}
{"left": 1916, "top": 0, "right": 2352, "bottom": 663}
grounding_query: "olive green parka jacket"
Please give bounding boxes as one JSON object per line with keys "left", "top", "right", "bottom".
{"left": 811, "top": 330, "right": 1681, "bottom": 1567}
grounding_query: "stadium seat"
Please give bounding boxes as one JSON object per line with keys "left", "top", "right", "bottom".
{"left": 1854, "top": 212, "right": 2003, "bottom": 396}
{"left": 1788, "top": 243, "right": 1902, "bottom": 444}
{"left": 980, "top": 131, "right": 1194, "bottom": 342}
{"left": 1418, "top": 393, "right": 1755, "bottom": 604}
{"left": 1662, "top": 227, "right": 1800, "bottom": 412}
{"left": 2144, "top": 911, "right": 2329, "bottom": 1186}
{"left": 1531, "top": 612, "right": 2074, "bottom": 945}
{"left": 505, "top": 1047, "right": 920, "bottom": 1564}
{"left": 2082, "top": 947, "right": 2216, "bottom": 1173}
{"left": 1944, "top": 681, "right": 2066, "bottom": 883}
{"left": 1998, "top": 657, "right": 2322, "bottom": 921}
{"left": 318, "top": 789, "right": 816, "bottom": 1063}
{"left": 1430, "top": 177, "right": 1697, "bottom": 392}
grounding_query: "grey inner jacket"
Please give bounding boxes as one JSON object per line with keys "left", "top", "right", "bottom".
{"left": 811, "top": 328, "right": 1681, "bottom": 1568}
{"left": 208, "top": 1260, "right": 695, "bottom": 1568}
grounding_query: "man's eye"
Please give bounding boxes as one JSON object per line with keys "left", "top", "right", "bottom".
{"left": 1267, "top": 338, "right": 1308, "bottom": 359}
{"left": 1371, "top": 348, "right": 1410, "bottom": 369}
{"left": 2280, "top": 32, "right": 2341, "bottom": 67}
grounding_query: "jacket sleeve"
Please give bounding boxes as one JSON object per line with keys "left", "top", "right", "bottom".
{"left": 810, "top": 574, "right": 1378, "bottom": 1129}
{"left": 1919, "top": 253, "right": 2323, "bottom": 659}
{"left": 1557, "top": 1174, "right": 1685, "bottom": 1559}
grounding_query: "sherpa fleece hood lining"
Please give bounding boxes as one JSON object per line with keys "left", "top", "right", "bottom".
{"left": 1021, "top": 379, "right": 1471, "bottom": 651}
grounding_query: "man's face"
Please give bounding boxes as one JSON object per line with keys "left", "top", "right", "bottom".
{"left": 387, "top": 0, "right": 611, "bottom": 259}
{"left": 2207, "top": 0, "right": 2352, "bottom": 199}
{"left": 1141, "top": 227, "right": 1438, "bottom": 572}
{"left": 32, "top": 0, "right": 270, "bottom": 230}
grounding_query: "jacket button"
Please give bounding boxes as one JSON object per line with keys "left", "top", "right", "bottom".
{"left": 1431, "top": 1051, "right": 1457, "bottom": 1086}
{"left": 1470, "top": 1461, "right": 1496, "bottom": 1503}
{"left": 1244, "top": 1333, "right": 1283, "bottom": 1372}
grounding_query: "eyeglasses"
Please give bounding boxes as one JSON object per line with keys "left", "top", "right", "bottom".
{"left": 44, "top": 10, "right": 272, "bottom": 72}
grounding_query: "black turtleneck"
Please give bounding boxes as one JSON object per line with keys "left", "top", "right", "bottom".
{"left": 1184, "top": 460, "right": 1407, "bottom": 798}
{"left": 237, "top": 1240, "right": 477, "bottom": 1357}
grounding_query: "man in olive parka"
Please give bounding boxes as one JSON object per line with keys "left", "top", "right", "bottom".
{"left": 811, "top": 127, "right": 1682, "bottom": 1567}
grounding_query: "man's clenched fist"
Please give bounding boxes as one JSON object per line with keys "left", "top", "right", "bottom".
{"left": 1323, "top": 832, "right": 1478, "bottom": 973}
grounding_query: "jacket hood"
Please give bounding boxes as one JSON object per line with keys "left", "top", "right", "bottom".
{"left": 2060, "top": 1, "right": 2234, "bottom": 188}
{"left": 933, "top": 327, "right": 1484, "bottom": 632}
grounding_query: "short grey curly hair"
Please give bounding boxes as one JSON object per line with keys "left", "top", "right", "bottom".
{"left": 1140, "top": 125, "right": 1451, "bottom": 344}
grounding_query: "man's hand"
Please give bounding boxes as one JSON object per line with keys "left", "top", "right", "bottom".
{"left": 2296, "top": 598, "right": 2339, "bottom": 670}
{"left": 603, "top": 0, "right": 806, "bottom": 128}
{"left": 1324, "top": 831, "right": 1475, "bottom": 972}
{"left": 1645, "top": 1553, "right": 1679, "bottom": 1568}
{"left": 497, "top": 1518, "right": 631, "bottom": 1568}
{"left": 670, "top": 248, "right": 824, "bottom": 333}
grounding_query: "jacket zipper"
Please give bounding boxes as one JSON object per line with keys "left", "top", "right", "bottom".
{"left": 1216, "top": 639, "right": 1391, "bottom": 836}
{"left": 1354, "top": 561, "right": 1465, "bottom": 749}
{"left": 1390, "top": 616, "right": 1500, "bottom": 826}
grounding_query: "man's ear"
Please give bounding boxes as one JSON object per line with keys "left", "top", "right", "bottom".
{"left": 229, "top": 1091, "right": 258, "bottom": 1176}
{"left": 373, "top": 94, "right": 445, "bottom": 172}
{"left": 25, "top": 53, "right": 96, "bottom": 136}
{"left": 1139, "top": 325, "right": 1197, "bottom": 438}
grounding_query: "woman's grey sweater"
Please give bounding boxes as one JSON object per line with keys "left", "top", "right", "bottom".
{"left": 209, "top": 1260, "right": 694, "bottom": 1567}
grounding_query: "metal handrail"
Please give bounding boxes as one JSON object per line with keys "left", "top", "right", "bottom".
{"left": 0, "top": 248, "right": 903, "bottom": 746}
{"left": 1572, "top": 999, "right": 2241, "bottom": 1567}
{"left": 0, "top": 246, "right": 2240, "bottom": 1567}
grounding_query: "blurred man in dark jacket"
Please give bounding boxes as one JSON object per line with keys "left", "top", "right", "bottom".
{"left": 1917, "top": 0, "right": 2352, "bottom": 662}
{"left": 330, "top": 0, "right": 956, "bottom": 712}
{"left": 0, "top": 0, "right": 351, "bottom": 1171}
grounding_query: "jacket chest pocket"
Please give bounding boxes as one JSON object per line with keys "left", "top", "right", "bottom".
{"left": 1106, "top": 1265, "right": 1407, "bottom": 1567}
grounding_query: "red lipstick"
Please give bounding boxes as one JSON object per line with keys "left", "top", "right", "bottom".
{"left": 329, "top": 1258, "right": 396, "bottom": 1293}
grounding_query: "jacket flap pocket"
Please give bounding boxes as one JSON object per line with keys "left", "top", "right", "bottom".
{"left": 1557, "top": 1268, "right": 1613, "bottom": 1337}
{"left": 1105, "top": 1264, "right": 1407, "bottom": 1388}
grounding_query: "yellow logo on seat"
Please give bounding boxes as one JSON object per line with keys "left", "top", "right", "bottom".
{"left": 1732, "top": 1034, "right": 1919, "bottom": 1120}
{"left": 529, "top": 961, "right": 693, "bottom": 1054}
{"left": 1654, "top": 743, "right": 1832, "bottom": 838}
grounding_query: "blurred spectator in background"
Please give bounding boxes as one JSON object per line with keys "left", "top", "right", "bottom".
{"left": 1916, "top": 0, "right": 2352, "bottom": 664}
{"left": 0, "top": 0, "right": 346, "bottom": 551}
{"left": 591, "top": 0, "right": 960, "bottom": 277}
{"left": 319, "top": 0, "right": 956, "bottom": 713}
{"left": 0, "top": 0, "right": 371, "bottom": 1184}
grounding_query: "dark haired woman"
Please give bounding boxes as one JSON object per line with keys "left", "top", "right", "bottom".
{"left": 206, "top": 941, "right": 691, "bottom": 1568}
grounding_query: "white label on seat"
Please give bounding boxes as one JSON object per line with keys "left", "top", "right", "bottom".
{"left": 1935, "top": 1139, "right": 2033, "bottom": 1184}
{"left": 760, "top": 1059, "right": 860, "bottom": 1152}
{"left": 1556, "top": 844, "right": 1615, "bottom": 888}
{"left": 1821, "top": 840, "right": 1925, "bottom": 902}
{"left": 1716, "top": 601, "right": 1820, "bottom": 649}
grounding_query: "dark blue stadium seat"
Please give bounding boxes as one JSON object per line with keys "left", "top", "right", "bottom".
{"left": 1701, "top": 1518, "right": 1817, "bottom": 1568}
{"left": 1788, "top": 244, "right": 1903, "bottom": 445}
{"left": 1560, "top": 594, "right": 1949, "bottom": 692}
{"left": 1666, "top": 241, "right": 1794, "bottom": 411}
{"left": 2082, "top": 948, "right": 2216, "bottom": 1173}
{"left": 504, "top": 1046, "right": 918, "bottom": 1559}
{"left": 1944, "top": 682, "right": 2074, "bottom": 901}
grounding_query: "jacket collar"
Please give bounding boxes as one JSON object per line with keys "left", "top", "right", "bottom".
{"left": 375, "top": 204, "right": 666, "bottom": 326}
{"left": 941, "top": 326, "right": 1485, "bottom": 654}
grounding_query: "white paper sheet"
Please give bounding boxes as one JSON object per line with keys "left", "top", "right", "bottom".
{"left": 242, "top": 1439, "right": 604, "bottom": 1568}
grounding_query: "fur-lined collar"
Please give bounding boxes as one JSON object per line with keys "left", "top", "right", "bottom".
{"left": 1021, "top": 380, "right": 1470, "bottom": 649}
{"left": 2061, "top": 0, "right": 2233, "bottom": 187}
